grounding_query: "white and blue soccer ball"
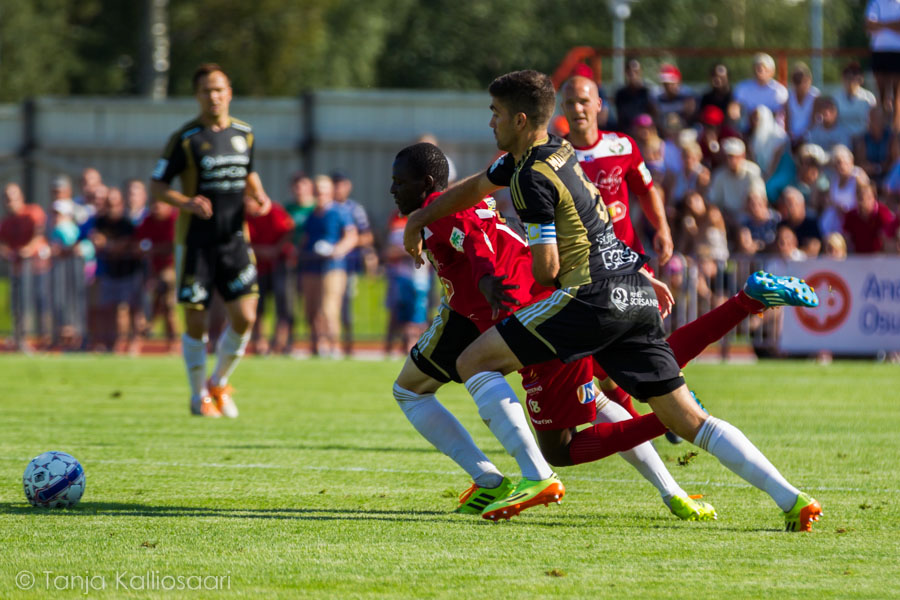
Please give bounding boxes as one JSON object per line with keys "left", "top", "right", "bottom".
{"left": 23, "top": 451, "right": 85, "bottom": 508}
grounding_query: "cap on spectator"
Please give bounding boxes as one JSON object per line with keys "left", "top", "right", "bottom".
{"left": 633, "top": 113, "right": 654, "bottom": 128}
{"left": 798, "top": 143, "right": 827, "bottom": 166}
{"left": 330, "top": 170, "right": 350, "bottom": 183}
{"left": 753, "top": 52, "right": 775, "bottom": 71}
{"left": 700, "top": 105, "right": 724, "bottom": 126}
{"left": 722, "top": 137, "right": 746, "bottom": 156}
{"left": 52, "top": 199, "right": 74, "bottom": 216}
{"left": 659, "top": 64, "right": 681, "bottom": 84}
{"left": 573, "top": 62, "right": 594, "bottom": 79}
{"left": 52, "top": 175, "right": 71, "bottom": 190}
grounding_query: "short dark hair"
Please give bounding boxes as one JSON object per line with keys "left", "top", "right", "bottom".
{"left": 395, "top": 142, "right": 449, "bottom": 190}
{"left": 488, "top": 70, "right": 556, "bottom": 129}
{"left": 192, "top": 63, "right": 229, "bottom": 91}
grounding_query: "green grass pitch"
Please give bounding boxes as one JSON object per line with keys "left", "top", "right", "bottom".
{"left": 1, "top": 356, "right": 899, "bottom": 598}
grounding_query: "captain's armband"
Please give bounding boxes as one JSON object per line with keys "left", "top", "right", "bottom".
{"left": 524, "top": 222, "right": 557, "bottom": 245}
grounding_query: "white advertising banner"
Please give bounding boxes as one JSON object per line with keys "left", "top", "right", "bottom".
{"left": 770, "top": 257, "right": 900, "bottom": 354}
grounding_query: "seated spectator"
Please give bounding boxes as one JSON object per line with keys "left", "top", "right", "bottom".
{"left": 135, "top": 200, "right": 178, "bottom": 353}
{"left": 90, "top": 187, "right": 144, "bottom": 354}
{"left": 0, "top": 182, "right": 51, "bottom": 351}
{"left": 697, "top": 63, "right": 741, "bottom": 125}
{"left": 298, "top": 175, "right": 357, "bottom": 358}
{"left": 733, "top": 53, "right": 788, "bottom": 126}
{"left": 660, "top": 112, "right": 687, "bottom": 184}
{"left": 654, "top": 64, "right": 695, "bottom": 125}
{"left": 696, "top": 105, "right": 741, "bottom": 171}
{"left": 733, "top": 226, "right": 759, "bottom": 259}
{"left": 791, "top": 143, "right": 831, "bottom": 211}
{"left": 774, "top": 224, "right": 806, "bottom": 261}
{"left": 667, "top": 141, "right": 710, "bottom": 206}
{"left": 843, "top": 179, "right": 899, "bottom": 253}
{"left": 835, "top": 61, "right": 877, "bottom": 139}
{"left": 786, "top": 62, "right": 820, "bottom": 145}
{"left": 806, "top": 96, "right": 854, "bottom": 152}
{"left": 246, "top": 199, "right": 295, "bottom": 355}
{"left": 677, "top": 191, "right": 730, "bottom": 308}
{"left": 615, "top": 59, "right": 656, "bottom": 135}
{"left": 748, "top": 105, "right": 795, "bottom": 202}
{"left": 822, "top": 232, "right": 848, "bottom": 259}
{"left": 855, "top": 106, "right": 899, "bottom": 185}
{"left": 632, "top": 113, "right": 666, "bottom": 182}
{"left": 707, "top": 137, "right": 765, "bottom": 224}
{"left": 820, "top": 145, "right": 866, "bottom": 236}
{"left": 778, "top": 186, "right": 822, "bottom": 257}
{"left": 741, "top": 186, "right": 781, "bottom": 252}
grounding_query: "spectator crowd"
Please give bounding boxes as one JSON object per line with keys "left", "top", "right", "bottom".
{"left": 3, "top": 52, "right": 900, "bottom": 356}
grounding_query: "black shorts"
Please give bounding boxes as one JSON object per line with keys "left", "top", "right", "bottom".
{"left": 872, "top": 51, "right": 900, "bottom": 75}
{"left": 410, "top": 300, "right": 481, "bottom": 384}
{"left": 175, "top": 237, "right": 259, "bottom": 309}
{"left": 496, "top": 273, "right": 684, "bottom": 400}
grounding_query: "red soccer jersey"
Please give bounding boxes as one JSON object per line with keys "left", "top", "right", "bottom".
{"left": 571, "top": 131, "right": 654, "bottom": 254}
{"left": 422, "top": 192, "right": 551, "bottom": 332}
{"left": 247, "top": 202, "right": 295, "bottom": 275}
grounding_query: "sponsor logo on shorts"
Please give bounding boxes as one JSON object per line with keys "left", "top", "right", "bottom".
{"left": 611, "top": 286, "right": 659, "bottom": 311}
{"left": 611, "top": 287, "right": 629, "bottom": 311}
{"left": 576, "top": 382, "right": 598, "bottom": 405}
{"left": 227, "top": 263, "right": 257, "bottom": 293}
{"left": 179, "top": 281, "right": 209, "bottom": 304}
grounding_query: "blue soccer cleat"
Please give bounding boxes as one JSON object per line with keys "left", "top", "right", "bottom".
{"left": 743, "top": 271, "right": 819, "bottom": 309}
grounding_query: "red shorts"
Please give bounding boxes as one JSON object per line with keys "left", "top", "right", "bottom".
{"left": 518, "top": 357, "right": 597, "bottom": 431}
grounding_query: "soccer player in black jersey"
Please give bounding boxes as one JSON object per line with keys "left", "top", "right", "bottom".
{"left": 403, "top": 70, "right": 822, "bottom": 531}
{"left": 150, "top": 63, "right": 271, "bottom": 418}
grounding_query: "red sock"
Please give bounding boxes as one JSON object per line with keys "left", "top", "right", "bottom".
{"left": 568, "top": 413, "right": 668, "bottom": 465}
{"left": 607, "top": 385, "right": 641, "bottom": 418}
{"left": 666, "top": 293, "right": 756, "bottom": 368}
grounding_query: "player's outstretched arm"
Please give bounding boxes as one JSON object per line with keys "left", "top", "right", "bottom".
{"left": 403, "top": 171, "right": 501, "bottom": 264}
{"left": 637, "top": 186, "right": 673, "bottom": 266}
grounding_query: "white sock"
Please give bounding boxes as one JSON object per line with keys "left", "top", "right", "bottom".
{"left": 210, "top": 325, "right": 250, "bottom": 387}
{"left": 594, "top": 399, "right": 686, "bottom": 505}
{"left": 464, "top": 371, "right": 553, "bottom": 481}
{"left": 182, "top": 333, "right": 208, "bottom": 400}
{"left": 393, "top": 383, "right": 503, "bottom": 488}
{"left": 695, "top": 416, "right": 800, "bottom": 512}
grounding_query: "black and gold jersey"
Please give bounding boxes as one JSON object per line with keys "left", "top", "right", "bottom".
{"left": 152, "top": 117, "right": 255, "bottom": 246}
{"left": 486, "top": 134, "right": 646, "bottom": 289}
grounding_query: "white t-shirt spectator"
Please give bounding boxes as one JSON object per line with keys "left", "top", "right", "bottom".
{"left": 708, "top": 160, "right": 765, "bottom": 218}
{"left": 734, "top": 79, "right": 789, "bottom": 117}
{"left": 867, "top": 0, "right": 900, "bottom": 50}
{"left": 835, "top": 87, "right": 878, "bottom": 138}
{"left": 787, "top": 86, "right": 820, "bottom": 141}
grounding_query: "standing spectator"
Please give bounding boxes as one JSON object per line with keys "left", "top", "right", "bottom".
{"left": 786, "top": 62, "right": 820, "bottom": 146}
{"left": 820, "top": 145, "right": 866, "bottom": 235}
{"left": 696, "top": 105, "right": 741, "bottom": 171}
{"left": 654, "top": 64, "right": 695, "bottom": 125}
{"left": 778, "top": 186, "right": 822, "bottom": 257}
{"left": 707, "top": 137, "right": 765, "bottom": 224}
{"left": 697, "top": 63, "right": 741, "bottom": 124}
{"left": 126, "top": 179, "right": 149, "bottom": 225}
{"left": 0, "top": 183, "right": 51, "bottom": 351}
{"left": 246, "top": 199, "right": 294, "bottom": 355}
{"left": 283, "top": 172, "right": 315, "bottom": 352}
{"left": 866, "top": 0, "right": 900, "bottom": 130}
{"left": 741, "top": 186, "right": 782, "bottom": 252}
{"left": 748, "top": 106, "right": 794, "bottom": 202}
{"left": 632, "top": 113, "right": 666, "bottom": 182}
{"left": 806, "top": 97, "right": 854, "bottom": 152}
{"left": 843, "top": 179, "right": 899, "bottom": 253}
{"left": 299, "top": 175, "right": 357, "bottom": 358}
{"left": 48, "top": 199, "right": 94, "bottom": 350}
{"left": 676, "top": 191, "right": 729, "bottom": 308}
{"left": 835, "top": 62, "right": 878, "bottom": 139}
{"left": 332, "top": 171, "right": 375, "bottom": 357}
{"left": 855, "top": 106, "right": 899, "bottom": 185}
{"left": 91, "top": 187, "right": 144, "bottom": 354}
{"left": 774, "top": 224, "right": 806, "bottom": 261}
{"left": 615, "top": 59, "right": 656, "bottom": 135}
{"left": 823, "top": 232, "right": 848, "bottom": 259}
{"left": 135, "top": 200, "right": 178, "bottom": 353}
{"left": 382, "top": 210, "right": 430, "bottom": 356}
{"left": 73, "top": 167, "right": 103, "bottom": 226}
{"left": 791, "top": 143, "right": 831, "bottom": 210}
{"left": 733, "top": 53, "right": 789, "bottom": 126}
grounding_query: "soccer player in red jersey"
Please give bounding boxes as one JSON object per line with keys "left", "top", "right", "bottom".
{"left": 391, "top": 142, "right": 713, "bottom": 520}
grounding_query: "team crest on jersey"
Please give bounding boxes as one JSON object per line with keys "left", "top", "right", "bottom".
{"left": 449, "top": 227, "right": 465, "bottom": 252}
{"left": 607, "top": 200, "right": 627, "bottom": 222}
{"left": 483, "top": 196, "right": 496, "bottom": 211}
{"left": 577, "top": 382, "right": 598, "bottom": 405}
{"left": 231, "top": 136, "right": 248, "bottom": 153}
{"left": 528, "top": 398, "right": 541, "bottom": 414}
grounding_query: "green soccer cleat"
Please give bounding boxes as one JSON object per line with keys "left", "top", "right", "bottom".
{"left": 784, "top": 492, "right": 822, "bottom": 532}
{"left": 743, "top": 271, "right": 819, "bottom": 308}
{"left": 668, "top": 494, "right": 718, "bottom": 521}
{"left": 455, "top": 477, "right": 516, "bottom": 514}
{"left": 481, "top": 474, "right": 565, "bottom": 521}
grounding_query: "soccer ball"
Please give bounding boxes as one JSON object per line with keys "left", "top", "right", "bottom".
{"left": 23, "top": 451, "right": 85, "bottom": 508}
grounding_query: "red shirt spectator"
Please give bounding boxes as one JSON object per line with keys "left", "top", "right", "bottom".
{"left": 0, "top": 183, "right": 50, "bottom": 274}
{"left": 135, "top": 202, "right": 177, "bottom": 274}
{"left": 247, "top": 202, "right": 294, "bottom": 275}
{"left": 843, "top": 182, "right": 899, "bottom": 253}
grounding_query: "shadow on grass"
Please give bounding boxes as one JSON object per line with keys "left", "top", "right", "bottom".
{"left": 211, "top": 443, "right": 443, "bottom": 454}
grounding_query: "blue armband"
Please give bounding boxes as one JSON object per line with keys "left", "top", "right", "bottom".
{"left": 525, "top": 222, "right": 556, "bottom": 245}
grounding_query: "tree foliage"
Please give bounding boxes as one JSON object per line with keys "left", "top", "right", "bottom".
{"left": 0, "top": 0, "right": 869, "bottom": 102}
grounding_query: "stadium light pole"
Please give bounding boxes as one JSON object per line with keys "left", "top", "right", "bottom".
{"left": 608, "top": 0, "right": 636, "bottom": 88}
{"left": 810, "top": 0, "right": 824, "bottom": 86}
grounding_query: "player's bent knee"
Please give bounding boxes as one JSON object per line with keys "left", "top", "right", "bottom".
{"left": 392, "top": 382, "right": 429, "bottom": 404}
